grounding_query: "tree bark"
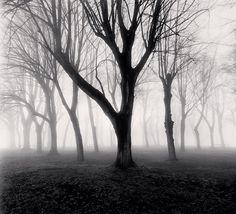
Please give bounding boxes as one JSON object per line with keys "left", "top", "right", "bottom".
{"left": 113, "top": 113, "right": 136, "bottom": 168}
{"left": 163, "top": 80, "right": 177, "bottom": 161}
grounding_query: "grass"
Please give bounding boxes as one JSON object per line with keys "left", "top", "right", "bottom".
{"left": 1, "top": 148, "right": 236, "bottom": 213}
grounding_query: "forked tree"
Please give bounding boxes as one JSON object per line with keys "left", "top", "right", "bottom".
{"left": 4, "top": 0, "right": 199, "bottom": 168}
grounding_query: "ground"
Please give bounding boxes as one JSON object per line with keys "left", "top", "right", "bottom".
{"left": 1, "top": 148, "right": 236, "bottom": 214}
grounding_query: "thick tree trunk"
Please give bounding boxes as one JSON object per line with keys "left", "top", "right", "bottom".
{"left": 113, "top": 113, "right": 136, "bottom": 168}
{"left": 163, "top": 82, "right": 177, "bottom": 161}
{"left": 48, "top": 118, "right": 58, "bottom": 155}
{"left": 87, "top": 97, "right": 99, "bottom": 152}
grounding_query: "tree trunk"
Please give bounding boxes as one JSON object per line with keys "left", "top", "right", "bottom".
{"left": 62, "top": 120, "right": 70, "bottom": 149}
{"left": 70, "top": 112, "right": 84, "bottom": 161}
{"left": 113, "top": 113, "right": 136, "bottom": 168}
{"left": 42, "top": 84, "right": 58, "bottom": 156}
{"left": 22, "top": 120, "right": 32, "bottom": 150}
{"left": 163, "top": 82, "right": 177, "bottom": 161}
{"left": 194, "top": 107, "right": 204, "bottom": 150}
{"left": 194, "top": 128, "right": 201, "bottom": 150}
{"left": 218, "top": 120, "right": 225, "bottom": 148}
{"left": 35, "top": 123, "right": 43, "bottom": 153}
{"left": 217, "top": 113, "right": 225, "bottom": 148}
{"left": 180, "top": 99, "right": 186, "bottom": 152}
{"left": 55, "top": 81, "right": 84, "bottom": 160}
{"left": 180, "top": 117, "right": 186, "bottom": 152}
{"left": 87, "top": 97, "right": 99, "bottom": 152}
{"left": 48, "top": 118, "right": 58, "bottom": 155}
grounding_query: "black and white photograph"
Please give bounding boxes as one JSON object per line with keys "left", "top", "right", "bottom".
{"left": 0, "top": 0, "right": 236, "bottom": 213}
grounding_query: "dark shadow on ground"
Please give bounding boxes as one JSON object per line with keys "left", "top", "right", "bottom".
{"left": 1, "top": 148, "right": 236, "bottom": 214}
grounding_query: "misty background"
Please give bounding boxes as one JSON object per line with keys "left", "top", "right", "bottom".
{"left": 0, "top": 1, "right": 235, "bottom": 152}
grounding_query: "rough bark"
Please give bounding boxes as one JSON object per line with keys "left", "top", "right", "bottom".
{"left": 113, "top": 112, "right": 136, "bottom": 168}
{"left": 162, "top": 78, "right": 177, "bottom": 161}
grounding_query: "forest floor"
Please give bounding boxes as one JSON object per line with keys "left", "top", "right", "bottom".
{"left": 1, "top": 148, "right": 236, "bottom": 214}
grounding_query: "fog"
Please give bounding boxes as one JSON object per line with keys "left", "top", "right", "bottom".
{"left": 0, "top": 1, "right": 235, "bottom": 151}
{"left": 1, "top": 1, "right": 236, "bottom": 213}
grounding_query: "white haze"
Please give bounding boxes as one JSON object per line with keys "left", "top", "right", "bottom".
{"left": 0, "top": 1, "right": 235, "bottom": 151}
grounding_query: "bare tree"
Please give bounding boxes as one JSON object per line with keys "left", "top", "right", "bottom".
{"left": 202, "top": 105, "right": 215, "bottom": 148}
{"left": 4, "top": 0, "right": 200, "bottom": 168}
{"left": 192, "top": 56, "right": 214, "bottom": 150}
{"left": 176, "top": 57, "right": 201, "bottom": 151}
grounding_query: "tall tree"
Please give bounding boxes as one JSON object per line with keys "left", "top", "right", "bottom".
{"left": 4, "top": 0, "right": 199, "bottom": 168}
